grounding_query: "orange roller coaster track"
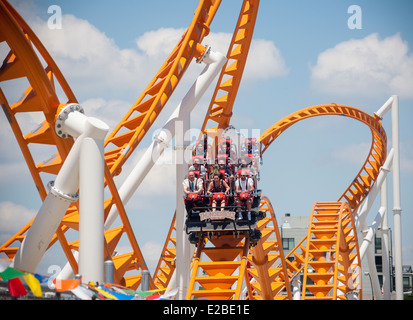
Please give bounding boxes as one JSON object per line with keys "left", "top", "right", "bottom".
{"left": 0, "top": 0, "right": 221, "bottom": 289}
{"left": 180, "top": 104, "right": 386, "bottom": 300}
{"left": 153, "top": 0, "right": 260, "bottom": 293}
{"left": 0, "top": 0, "right": 389, "bottom": 300}
{"left": 258, "top": 104, "right": 386, "bottom": 299}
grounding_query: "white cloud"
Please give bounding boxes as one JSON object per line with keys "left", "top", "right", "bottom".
{"left": 136, "top": 27, "right": 185, "bottom": 58}
{"left": 0, "top": 201, "right": 36, "bottom": 245}
{"left": 204, "top": 32, "right": 289, "bottom": 80}
{"left": 30, "top": 13, "right": 287, "bottom": 101}
{"left": 81, "top": 98, "right": 132, "bottom": 131}
{"left": 32, "top": 14, "right": 150, "bottom": 100}
{"left": 245, "top": 39, "right": 290, "bottom": 79}
{"left": 310, "top": 33, "right": 413, "bottom": 99}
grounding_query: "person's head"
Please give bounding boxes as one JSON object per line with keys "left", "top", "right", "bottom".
{"left": 193, "top": 157, "right": 201, "bottom": 167}
{"left": 221, "top": 141, "right": 229, "bottom": 151}
{"left": 240, "top": 170, "right": 248, "bottom": 180}
{"left": 197, "top": 143, "right": 203, "bottom": 152}
{"left": 213, "top": 173, "right": 220, "bottom": 183}
{"left": 188, "top": 171, "right": 195, "bottom": 181}
{"left": 240, "top": 158, "right": 247, "bottom": 167}
{"left": 218, "top": 158, "right": 226, "bottom": 167}
{"left": 247, "top": 139, "right": 253, "bottom": 148}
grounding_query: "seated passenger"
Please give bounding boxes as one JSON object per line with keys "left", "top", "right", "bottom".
{"left": 188, "top": 157, "right": 206, "bottom": 178}
{"left": 194, "top": 141, "right": 205, "bottom": 156}
{"left": 215, "top": 157, "right": 234, "bottom": 193}
{"left": 183, "top": 171, "right": 204, "bottom": 213}
{"left": 238, "top": 156, "right": 256, "bottom": 177}
{"left": 194, "top": 139, "right": 212, "bottom": 164}
{"left": 234, "top": 170, "right": 254, "bottom": 220}
{"left": 241, "top": 138, "right": 260, "bottom": 179}
{"left": 241, "top": 138, "right": 259, "bottom": 156}
{"left": 218, "top": 139, "right": 238, "bottom": 165}
{"left": 207, "top": 173, "right": 230, "bottom": 211}
{"left": 217, "top": 157, "right": 234, "bottom": 180}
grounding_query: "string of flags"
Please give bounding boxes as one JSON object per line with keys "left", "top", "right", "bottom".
{"left": 0, "top": 260, "right": 177, "bottom": 300}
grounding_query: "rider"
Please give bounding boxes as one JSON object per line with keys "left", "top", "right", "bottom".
{"left": 234, "top": 169, "right": 254, "bottom": 220}
{"left": 207, "top": 173, "right": 230, "bottom": 211}
{"left": 183, "top": 171, "right": 204, "bottom": 214}
{"left": 238, "top": 156, "right": 257, "bottom": 183}
{"left": 241, "top": 138, "right": 259, "bottom": 156}
{"left": 217, "top": 156, "right": 234, "bottom": 182}
{"left": 194, "top": 137, "right": 212, "bottom": 165}
{"left": 241, "top": 138, "right": 260, "bottom": 180}
{"left": 218, "top": 139, "right": 238, "bottom": 165}
{"left": 188, "top": 157, "right": 206, "bottom": 178}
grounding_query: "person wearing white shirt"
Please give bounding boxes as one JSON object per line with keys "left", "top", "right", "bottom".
{"left": 188, "top": 157, "right": 206, "bottom": 177}
{"left": 183, "top": 171, "right": 204, "bottom": 213}
{"left": 235, "top": 170, "right": 254, "bottom": 220}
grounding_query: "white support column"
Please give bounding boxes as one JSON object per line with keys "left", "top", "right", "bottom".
{"left": 374, "top": 95, "right": 403, "bottom": 299}
{"left": 292, "top": 275, "right": 301, "bottom": 300}
{"left": 360, "top": 207, "right": 386, "bottom": 259}
{"left": 12, "top": 104, "right": 109, "bottom": 276}
{"left": 11, "top": 129, "right": 82, "bottom": 273}
{"left": 365, "top": 246, "right": 383, "bottom": 300}
{"left": 381, "top": 181, "right": 391, "bottom": 300}
{"left": 360, "top": 205, "right": 386, "bottom": 300}
{"left": 11, "top": 169, "right": 79, "bottom": 273}
{"left": 391, "top": 95, "right": 403, "bottom": 300}
{"left": 57, "top": 49, "right": 226, "bottom": 282}
{"left": 175, "top": 113, "right": 191, "bottom": 300}
{"left": 355, "top": 148, "right": 394, "bottom": 230}
{"left": 78, "top": 118, "right": 109, "bottom": 284}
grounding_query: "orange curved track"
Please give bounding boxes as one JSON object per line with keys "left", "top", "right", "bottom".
{"left": 259, "top": 104, "right": 387, "bottom": 213}
{"left": 0, "top": 0, "right": 388, "bottom": 300}
{"left": 181, "top": 103, "right": 386, "bottom": 300}
{"left": 153, "top": 0, "right": 260, "bottom": 292}
{"left": 0, "top": 0, "right": 221, "bottom": 289}
{"left": 0, "top": 0, "right": 77, "bottom": 267}
{"left": 258, "top": 104, "right": 386, "bottom": 299}
{"left": 244, "top": 195, "right": 292, "bottom": 300}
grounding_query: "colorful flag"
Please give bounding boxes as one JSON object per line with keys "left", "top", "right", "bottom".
{"left": 94, "top": 286, "right": 118, "bottom": 300}
{"left": 53, "top": 278, "right": 80, "bottom": 292}
{"left": 23, "top": 273, "right": 42, "bottom": 298}
{"left": 0, "top": 267, "right": 26, "bottom": 281}
{"left": 33, "top": 273, "right": 49, "bottom": 284}
{"left": 8, "top": 277, "right": 27, "bottom": 297}
{"left": 87, "top": 284, "right": 107, "bottom": 300}
{"left": 100, "top": 286, "right": 134, "bottom": 300}
{"left": 71, "top": 284, "right": 94, "bottom": 300}
{"left": 146, "top": 293, "right": 161, "bottom": 300}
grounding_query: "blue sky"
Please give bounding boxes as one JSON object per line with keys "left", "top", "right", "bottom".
{"left": 0, "top": 0, "right": 412, "bottom": 277}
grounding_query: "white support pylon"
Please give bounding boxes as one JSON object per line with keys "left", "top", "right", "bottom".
{"left": 57, "top": 48, "right": 227, "bottom": 283}
{"left": 78, "top": 118, "right": 109, "bottom": 284}
{"left": 12, "top": 104, "right": 109, "bottom": 284}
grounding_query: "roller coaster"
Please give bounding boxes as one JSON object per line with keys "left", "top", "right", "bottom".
{"left": 0, "top": 0, "right": 403, "bottom": 300}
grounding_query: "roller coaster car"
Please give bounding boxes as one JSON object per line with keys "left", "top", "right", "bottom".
{"left": 185, "top": 190, "right": 266, "bottom": 247}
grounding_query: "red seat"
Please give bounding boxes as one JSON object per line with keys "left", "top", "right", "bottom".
{"left": 210, "top": 192, "right": 228, "bottom": 206}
